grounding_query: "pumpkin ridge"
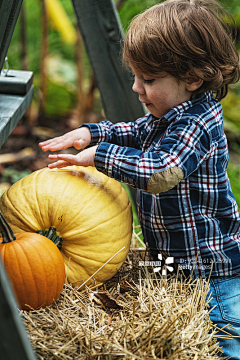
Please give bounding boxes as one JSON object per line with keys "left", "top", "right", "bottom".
{"left": 46, "top": 167, "right": 90, "bottom": 233}
{"left": 35, "top": 236, "right": 64, "bottom": 302}
{"left": 31, "top": 238, "right": 53, "bottom": 306}
{"left": 33, "top": 236, "right": 64, "bottom": 306}
{"left": 23, "top": 235, "right": 61, "bottom": 308}
{"left": 3, "top": 189, "right": 38, "bottom": 232}
{"left": 69, "top": 194, "right": 131, "bottom": 236}
{"left": 61, "top": 252, "right": 97, "bottom": 281}
{"left": 62, "top": 248, "right": 99, "bottom": 262}
{"left": 62, "top": 248, "right": 124, "bottom": 265}
{"left": 46, "top": 171, "right": 71, "bottom": 232}
{"left": 18, "top": 238, "right": 45, "bottom": 308}
{"left": 6, "top": 242, "right": 25, "bottom": 305}
{"left": 13, "top": 240, "right": 40, "bottom": 309}
{"left": 104, "top": 175, "right": 127, "bottom": 202}
{"left": 32, "top": 170, "right": 49, "bottom": 230}
{"left": 61, "top": 172, "right": 122, "bottom": 232}
{"left": 51, "top": 171, "right": 93, "bottom": 232}
{"left": 63, "top": 201, "right": 132, "bottom": 237}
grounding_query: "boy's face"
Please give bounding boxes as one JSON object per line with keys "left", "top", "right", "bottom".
{"left": 131, "top": 68, "right": 192, "bottom": 118}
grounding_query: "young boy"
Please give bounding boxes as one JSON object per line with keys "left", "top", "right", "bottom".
{"left": 39, "top": 0, "right": 240, "bottom": 356}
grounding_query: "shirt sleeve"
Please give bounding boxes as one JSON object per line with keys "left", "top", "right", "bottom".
{"left": 93, "top": 117, "right": 213, "bottom": 193}
{"left": 80, "top": 118, "right": 146, "bottom": 149}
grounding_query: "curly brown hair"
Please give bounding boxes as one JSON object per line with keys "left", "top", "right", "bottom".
{"left": 123, "top": 0, "right": 240, "bottom": 100}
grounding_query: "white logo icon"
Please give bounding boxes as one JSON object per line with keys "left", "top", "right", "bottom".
{"left": 154, "top": 254, "right": 174, "bottom": 275}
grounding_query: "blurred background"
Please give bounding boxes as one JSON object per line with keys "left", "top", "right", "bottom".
{"left": 0, "top": 0, "right": 240, "bottom": 205}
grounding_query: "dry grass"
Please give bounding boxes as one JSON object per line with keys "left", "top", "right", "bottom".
{"left": 21, "top": 243, "right": 225, "bottom": 360}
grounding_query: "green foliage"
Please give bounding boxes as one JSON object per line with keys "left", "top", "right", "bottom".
{"left": 8, "top": 0, "right": 77, "bottom": 72}
{"left": 228, "top": 159, "right": 240, "bottom": 207}
{"left": 116, "top": 0, "right": 161, "bottom": 31}
{"left": 1, "top": 168, "right": 32, "bottom": 184}
{"left": 120, "top": 182, "right": 139, "bottom": 227}
{"left": 222, "top": 98, "right": 240, "bottom": 132}
{"left": 223, "top": 0, "right": 240, "bottom": 16}
{"left": 121, "top": 182, "right": 144, "bottom": 246}
{"left": 6, "top": 0, "right": 80, "bottom": 116}
{"left": 44, "top": 79, "right": 76, "bottom": 116}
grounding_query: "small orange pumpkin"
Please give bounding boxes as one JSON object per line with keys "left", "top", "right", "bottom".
{"left": 0, "top": 211, "right": 65, "bottom": 311}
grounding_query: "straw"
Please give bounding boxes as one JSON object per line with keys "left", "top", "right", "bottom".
{"left": 21, "top": 245, "right": 225, "bottom": 359}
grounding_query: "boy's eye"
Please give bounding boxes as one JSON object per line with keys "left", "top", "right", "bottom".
{"left": 143, "top": 78, "right": 155, "bottom": 84}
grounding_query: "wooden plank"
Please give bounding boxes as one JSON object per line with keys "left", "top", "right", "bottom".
{"left": 0, "top": 85, "right": 33, "bottom": 148}
{"left": 0, "top": 84, "right": 35, "bottom": 359}
{"left": 0, "top": 0, "right": 24, "bottom": 71}
{"left": 0, "top": 257, "right": 37, "bottom": 360}
{"left": 71, "top": 0, "right": 145, "bottom": 123}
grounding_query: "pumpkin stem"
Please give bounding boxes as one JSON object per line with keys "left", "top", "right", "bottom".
{"left": 0, "top": 211, "right": 16, "bottom": 243}
{"left": 37, "top": 227, "right": 63, "bottom": 250}
{"left": 47, "top": 226, "right": 57, "bottom": 239}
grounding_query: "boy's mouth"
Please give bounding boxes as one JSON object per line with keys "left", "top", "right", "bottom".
{"left": 141, "top": 100, "right": 151, "bottom": 106}
{"left": 139, "top": 98, "right": 152, "bottom": 108}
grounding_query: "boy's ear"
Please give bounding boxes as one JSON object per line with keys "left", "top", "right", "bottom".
{"left": 185, "top": 72, "right": 203, "bottom": 91}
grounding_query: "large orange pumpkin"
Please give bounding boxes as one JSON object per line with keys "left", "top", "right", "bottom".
{"left": 0, "top": 166, "right": 132, "bottom": 288}
{"left": 0, "top": 212, "right": 65, "bottom": 310}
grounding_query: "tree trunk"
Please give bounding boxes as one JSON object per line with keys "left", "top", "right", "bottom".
{"left": 39, "top": 0, "right": 48, "bottom": 116}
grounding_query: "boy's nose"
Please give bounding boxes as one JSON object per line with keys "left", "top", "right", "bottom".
{"left": 132, "top": 78, "right": 145, "bottom": 95}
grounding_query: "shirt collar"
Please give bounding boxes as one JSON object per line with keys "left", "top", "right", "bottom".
{"left": 150, "top": 91, "right": 213, "bottom": 124}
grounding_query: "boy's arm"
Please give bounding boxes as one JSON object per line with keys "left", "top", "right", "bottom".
{"left": 39, "top": 116, "right": 147, "bottom": 170}
{"left": 43, "top": 115, "right": 213, "bottom": 194}
{"left": 94, "top": 117, "right": 212, "bottom": 193}
{"left": 39, "top": 114, "right": 144, "bottom": 152}
{"left": 81, "top": 117, "right": 146, "bottom": 149}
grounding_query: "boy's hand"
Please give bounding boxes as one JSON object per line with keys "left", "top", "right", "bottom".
{"left": 39, "top": 127, "right": 91, "bottom": 152}
{"left": 47, "top": 146, "right": 97, "bottom": 169}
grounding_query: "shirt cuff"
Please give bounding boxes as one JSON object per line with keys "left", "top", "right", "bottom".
{"left": 79, "top": 123, "right": 105, "bottom": 145}
{"left": 94, "top": 142, "right": 120, "bottom": 178}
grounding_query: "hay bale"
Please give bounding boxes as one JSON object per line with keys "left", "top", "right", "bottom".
{"left": 21, "top": 247, "right": 224, "bottom": 359}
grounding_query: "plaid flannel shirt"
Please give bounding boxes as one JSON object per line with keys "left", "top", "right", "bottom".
{"left": 83, "top": 91, "right": 240, "bottom": 278}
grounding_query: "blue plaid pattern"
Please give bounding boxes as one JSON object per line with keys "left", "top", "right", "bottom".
{"left": 83, "top": 91, "right": 240, "bottom": 277}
